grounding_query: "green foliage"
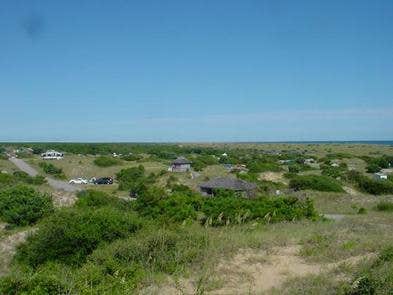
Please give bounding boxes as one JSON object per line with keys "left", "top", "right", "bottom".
{"left": 39, "top": 162, "right": 65, "bottom": 179}
{"left": 76, "top": 190, "right": 127, "bottom": 210}
{"left": 0, "top": 171, "right": 46, "bottom": 187}
{"left": 248, "top": 161, "right": 282, "bottom": 173}
{"left": 347, "top": 171, "right": 393, "bottom": 195}
{"left": 16, "top": 207, "right": 143, "bottom": 267}
{"left": 116, "top": 165, "right": 155, "bottom": 194}
{"left": 87, "top": 226, "right": 208, "bottom": 276}
{"left": 1, "top": 226, "right": 209, "bottom": 294}
{"left": 321, "top": 163, "right": 348, "bottom": 179}
{"left": 93, "top": 156, "right": 120, "bottom": 167}
{"left": 0, "top": 185, "right": 53, "bottom": 226}
{"left": 134, "top": 187, "right": 317, "bottom": 226}
{"left": 191, "top": 155, "right": 219, "bottom": 171}
{"left": 202, "top": 196, "right": 317, "bottom": 226}
{"left": 121, "top": 154, "right": 143, "bottom": 161}
{"left": 0, "top": 266, "right": 69, "bottom": 295}
{"left": 375, "top": 201, "right": 393, "bottom": 212}
{"left": 289, "top": 175, "right": 344, "bottom": 192}
{"left": 362, "top": 155, "right": 393, "bottom": 173}
{"left": 13, "top": 171, "right": 46, "bottom": 185}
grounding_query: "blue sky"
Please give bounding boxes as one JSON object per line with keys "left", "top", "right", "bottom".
{"left": 0, "top": 0, "right": 392, "bottom": 142}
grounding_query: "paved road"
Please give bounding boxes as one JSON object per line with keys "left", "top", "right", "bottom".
{"left": 8, "top": 157, "right": 79, "bottom": 192}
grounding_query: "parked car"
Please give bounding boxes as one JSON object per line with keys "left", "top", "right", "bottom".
{"left": 69, "top": 178, "right": 88, "bottom": 184}
{"left": 93, "top": 177, "right": 113, "bottom": 185}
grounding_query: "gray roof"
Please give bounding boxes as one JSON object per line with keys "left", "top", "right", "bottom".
{"left": 172, "top": 157, "right": 192, "bottom": 165}
{"left": 200, "top": 177, "right": 257, "bottom": 191}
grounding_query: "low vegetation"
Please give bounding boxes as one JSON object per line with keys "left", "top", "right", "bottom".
{"left": 38, "top": 162, "right": 65, "bottom": 179}
{"left": 289, "top": 175, "right": 344, "bottom": 192}
{"left": 0, "top": 185, "right": 53, "bottom": 226}
{"left": 93, "top": 156, "right": 121, "bottom": 167}
{"left": 347, "top": 171, "right": 393, "bottom": 195}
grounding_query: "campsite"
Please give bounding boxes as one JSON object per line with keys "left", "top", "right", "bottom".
{"left": 1, "top": 142, "right": 393, "bottom": 294}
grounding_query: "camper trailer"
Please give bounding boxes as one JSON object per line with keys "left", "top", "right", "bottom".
{"left": 41, "top": 150, "right": 64, "bottom": 160}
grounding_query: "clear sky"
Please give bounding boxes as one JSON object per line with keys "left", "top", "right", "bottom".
{"left": 0, "top": 0, "right": 392, "bottom": 142}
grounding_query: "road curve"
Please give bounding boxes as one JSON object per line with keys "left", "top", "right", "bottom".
{"left": 8, "top": 157, "right": 80, "bottom": 192}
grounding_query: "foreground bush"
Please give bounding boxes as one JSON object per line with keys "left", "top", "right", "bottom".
{"left": 0, "top": 185, "right": 53, "bottom": 226}
{"left": 0, "top": 225, "right": 209, "bottom": 294}
{"left": 16, "top": 207, "right": 143, "bottom": 267}
{"left": 93, "top": 156, "right": 120, "bottom": 167}
{"left": 289, "top": 175, "right": 344, "bottom": 192}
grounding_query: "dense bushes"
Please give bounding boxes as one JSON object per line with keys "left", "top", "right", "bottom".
{"left": 93, "top": 156, "right": 121, "bottom": 167}
{"left": 134, "top": 187, "right": 317, "bottom": 225}
{"left": 289, "top": 175, "right": 344, "bottom": 192}
{"left": 320, "top": 163, "right": 347, "bottom": 179}
{"left": 76, "top": 190, "right": 127, "bottom": 209}
{"left": 362, "top": 155, "right": 393, "bottom": 173}
{"left": 116, "top": 165, "right": 156, "bottom": 194}
{"left": 0, "top": 225, "right": 209, "bottom": 294}
{"left": 347, "top": 171, "right": 393, "bottom": 195}
{"left": 121, "top": 154, "right": 143, "bottom": 161}
{"left": 191, "top": 155, "right": 219, "bottom": 171}
{"left": 0, "top": 185, "right": 53, "bottom": 226}
{"left": 16, "top": 207, "right": 143, "bottom": 267}
{"left": 39, "top": 162, "right": 65, "bottom": 179}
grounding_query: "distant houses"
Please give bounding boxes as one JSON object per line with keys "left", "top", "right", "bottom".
{"left": 199, "top": 177, "right": 257, "bottom": 197}
{"left": 168, "top": 157, "right": 192, "bottom": 172}
{"left": 41, "top": 150, "right": 64, "bottom": 160}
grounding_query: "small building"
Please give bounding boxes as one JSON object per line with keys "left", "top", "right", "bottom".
{"left": 41, "top": 150, "right": 64, "bottom": 160}
{"left": 199, "top": 177, "right": 257, "bottom": 197}
{"left": 168, "top": 157, "right": 192, "bottom": 172}
{"left": 374, "top": 172, "right": 388, "bottom": 181}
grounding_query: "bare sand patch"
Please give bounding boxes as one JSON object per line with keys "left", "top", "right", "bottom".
{"left": 150, "top": 246, "right": 374, "bottom": 295}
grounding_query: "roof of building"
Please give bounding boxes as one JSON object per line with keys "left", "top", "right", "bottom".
{"left": 172, "top": 157, "right": 192, "bottom": 165}
{"left": 199, "top": 177, "right": 257, "bottom": 191}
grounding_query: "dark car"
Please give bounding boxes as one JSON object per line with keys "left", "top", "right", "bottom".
{"left": 94, "top": 177, "right": 113, "bottom": 185}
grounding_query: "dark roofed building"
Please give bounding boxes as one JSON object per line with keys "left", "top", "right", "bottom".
{"left": 168, "top": 157, "right": 192, "bottom": 172}
{"left": 199, "top": 177, "right": 257, "bottom": 197}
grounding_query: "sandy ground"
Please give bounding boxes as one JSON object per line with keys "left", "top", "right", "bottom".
{"left": 0, "top": 229, "right": 33, "bottom": 276}
{"left": 150, "top": 246, "right": 374, "bottom": 295}
{"left": 259, "top": 172, "right": 286, "bottom": 184}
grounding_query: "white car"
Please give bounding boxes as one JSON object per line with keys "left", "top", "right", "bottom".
{"left": 69, "top": 178, "right": 88, "bottom": 184}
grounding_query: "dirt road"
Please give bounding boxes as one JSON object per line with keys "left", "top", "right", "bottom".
{"left": 8, "top": 157, "right": 79, "bottom": 192}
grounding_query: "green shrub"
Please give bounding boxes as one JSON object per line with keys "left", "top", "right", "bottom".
{"left": 375, "top": 201, "right": 393, "bottom": 212}
{"left": 0, "top": 173, "right": 16, "bottom": 186}
{"left": 13, "top": 171, "right": 46, "bottom": 185}
{"left": 0, "top": 269, "right": 69, "bottom": 295}
{"left": 89, "top": 226, "right": 208, "bottom": 274}
{"left": 93, "top": 156, "right": 120, "bottom": 167}
{"left": 116, "top": 165, "right": 156, "bottom": 193}
{"left": 347, "top": 171, "right": 393, "bottom": 195}
{"left": 76, "top": 190, "right": 127, "bottom": 209}
{"left": 39, "top": 162, "right": 65, "bottom": 179}
{"left": 16, "top": 207, "right": 143, "bottom": 267}
{"left": 289, "top": 175, "right": 344, "bottom": 192}
{"left": 134, "top": 187, "right": 317, "bottom": 226}
{"left": 0, "top": 185, "right": 53, "bottom": 226}
{"left": 121, "top": 154, "right": 143, "bottom": 161}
